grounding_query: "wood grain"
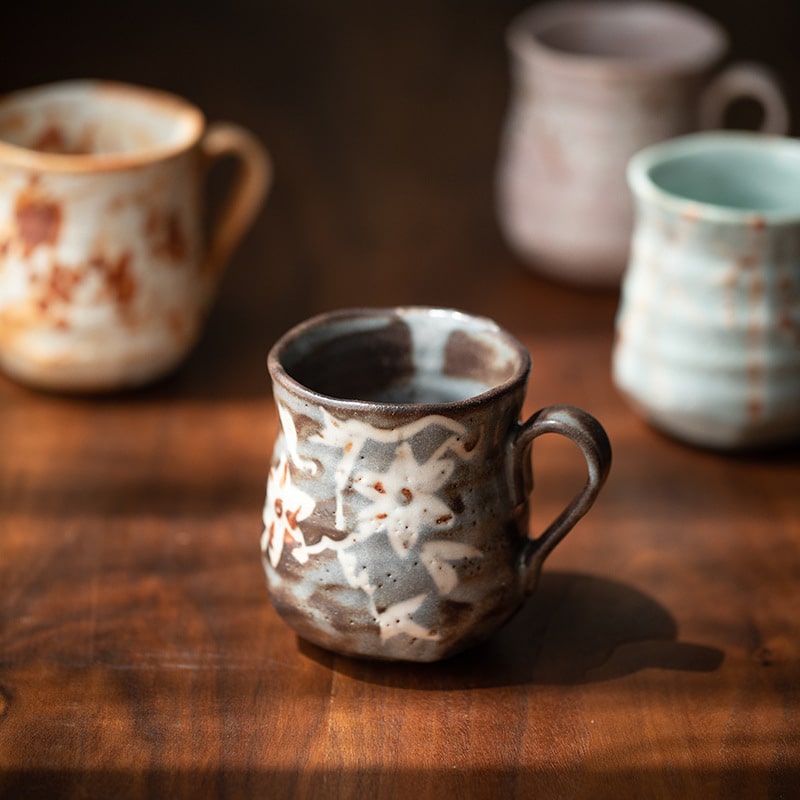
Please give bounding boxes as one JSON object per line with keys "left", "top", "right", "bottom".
{"left": 1, "top": 0, "right": 799, "bottom": 797}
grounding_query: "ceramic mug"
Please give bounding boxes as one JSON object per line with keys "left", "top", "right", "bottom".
{"left": 0, "top": 80, "right": 271, "bottom": 391}
{"left": 614, "top": 132, "right": 800, "bottom": 450}
{"left": 261, "top": 307, "right": 612, "bottom": 661}
{"left": 496, "top": 0, "right": 789, "bottom": 287}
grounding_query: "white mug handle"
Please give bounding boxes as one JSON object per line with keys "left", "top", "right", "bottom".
{"left": 200, "top": 122, "right": 272, "bottom": 280}
{"left": 700, "top": 61, "right": 790, "bottom": 134}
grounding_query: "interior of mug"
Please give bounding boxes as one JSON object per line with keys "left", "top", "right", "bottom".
{"left": 647, "top": 139, "right": 800, "bottom": 212}
{"left": 0, "top": 81, "right": 202, "bottom": 158}
{"left": 527, "top": 1, "right": 725, "bottom": 67}
{"left": 274, "top": 308, "right": 527, "bottom": 405}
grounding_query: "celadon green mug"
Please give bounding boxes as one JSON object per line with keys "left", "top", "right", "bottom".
{"left": 614, "top": 131, "right": 800, "bottom": 449}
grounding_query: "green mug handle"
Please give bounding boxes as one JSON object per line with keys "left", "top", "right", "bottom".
{"left": 511, "top": 405, "right": 612, "bottom": 594}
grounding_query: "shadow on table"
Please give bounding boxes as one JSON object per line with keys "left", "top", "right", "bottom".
{"left": 300, "top": 571, "right": 724, "bottom": 689}
{"left": 5, "top": 765, "right": 799, "bottom": 799}
{"left": 5, "top": 763, "right": 799, "bottom": 799}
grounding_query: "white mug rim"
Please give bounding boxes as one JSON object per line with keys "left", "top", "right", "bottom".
{"left": 0, "top": 79, "right": 205, "bottom": 173}
{"left": 507, "top": 0, "right": 728, "bottom": 79}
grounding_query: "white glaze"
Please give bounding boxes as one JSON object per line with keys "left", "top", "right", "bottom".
{"left": 261, "top": 402, "right": 487, "bottom": 643}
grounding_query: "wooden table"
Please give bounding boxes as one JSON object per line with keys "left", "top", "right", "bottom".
{"left": 1, "top": 1, "right": 799, "bottom": 797}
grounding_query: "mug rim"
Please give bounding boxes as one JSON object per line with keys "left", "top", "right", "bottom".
{"left": 507, "top": 0, "right": 728, "bottom": 79}
{"left": 0, "top": 79, "right": 205, "bottom": 173}
{"left": 268, "top": 306, "right": 532, "bottom": 415}
{"left": 627, "top": 130, "right": 800, "bottom": 225}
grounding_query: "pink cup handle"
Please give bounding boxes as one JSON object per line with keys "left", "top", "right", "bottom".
{"left": 700, "top": 62, "right": 790, "bottom": 134}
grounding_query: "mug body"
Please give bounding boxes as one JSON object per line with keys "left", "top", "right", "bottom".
{"left": 263, "top": 307, "right": 533, "bottom": 661}
{"left": 0, "top": 81, "right": 211, "bottom": 391}
{"left": 614, "top": 132, "right": 800, "bottom": 449}
{"left": 496, "top": 1, "right": 726, "bottom": 286}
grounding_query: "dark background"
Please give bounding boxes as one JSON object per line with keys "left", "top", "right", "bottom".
{"left": 4, "top": 0, "right": 799, "bottom": 396}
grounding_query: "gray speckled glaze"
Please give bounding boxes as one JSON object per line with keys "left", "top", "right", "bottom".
{"left": 262, "top": 307, "right": 611, "bottom": 661}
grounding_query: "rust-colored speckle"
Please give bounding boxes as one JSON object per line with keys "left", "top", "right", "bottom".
{"left": 32, "top": 264, "right": 82, "bottom": 323}
{"left": 90, "top": 252, "right": 136, "bottom": 308}
{"left": 777, "top": 312, "right": 800, "bottom": 344}
{"left": 274, "top": 498, "right": 284, "bottom": 517}
{"left": 376, "top": 513, "right": 388, "bottom": 520}
{"left": 373, "top": 481, "right": 385, "bottom": 494}
{"left": 436, "top": 514, "right": 453, "bottom": 525}
{"left": 15, "top": 193, "right": 62, "bottom": 256}
{"left": 750, "top": 275, "right": 764, "bottom": 302}
{"left": 0, "top": 240, "right": 10, "bottom": 258}
{"left": 344, "top": 442, "right": 353, "bottom": 453}
{"left": 681, "top": 206, "right": 702, "bottom": 224}
{"left": 737, "top": 255, "right": 758, "bottom": 271}
{"left": 46, "top": 264, "right": 82, "bottom": 303}
{"left": 31, "top": 124, "right": 94, "bottom": 155}
{"left": 463, "top": 434, "right": 479, "bottom": 453}
{"left": 146, "top": 209, "right": 188, "bottom": 263}
{"left": 401, "top": 488, "right": 413, "bottom": 503}
{"left": 286, "top": 509, "right": 299, "bottom": 530}
{"left": 32, "top": 125, "right": 67, "bottom": 153}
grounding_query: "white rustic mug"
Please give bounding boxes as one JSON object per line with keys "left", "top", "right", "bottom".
{"left": 496, "top": 0, "right": 789, "bottom": 287}
{"left": 614, "top": 132, "right": 800, "bottom": 450}
{"left": 0, "top": 80, "right": 271, "bottom": 391}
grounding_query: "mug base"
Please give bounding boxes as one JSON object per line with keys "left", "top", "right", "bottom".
{"left": 618, "top": 390, "right": 800, "bottom": 452}
{"left": 0, "top": 343, "right": 194, "bottom": 393}
{"left": 517, "top": 252, "right": 625, "bottom": 290}
{"left": 266, "top": 569, "right": 524, "bottom": 664}
{"left": 499, "top": 224, "right": 628, "bottom": 289}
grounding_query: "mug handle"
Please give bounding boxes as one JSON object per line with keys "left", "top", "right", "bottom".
{"left": 699, "top": 62, "right": 790, "bottom": 134}
{"left": 511, "top": 405, "right": 612, "bottom": 594}
{"left": 200, "top": 121, "right": 273, "bottom": 279}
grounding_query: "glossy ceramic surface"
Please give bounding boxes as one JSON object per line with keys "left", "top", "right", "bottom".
{"left": 0, "top": 80, "right": 270, "bottom": 391}
{"left": 262, "top": 307, "right": 611, "bottom": 661}
{"left": 496, "top": 1, "right": 788, "bottom": 287}
{"left": 614, "top": 132, "right": 800, "bottom": 449}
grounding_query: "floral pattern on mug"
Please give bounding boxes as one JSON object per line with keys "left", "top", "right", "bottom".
{"left": 262, "top": 401, "right": 485, "bottom": 642}
{"left": 354, "top": 440, "right": 458, "bottom": 557}
{"left": 261, "top": 451, "right": 315, "bottom": 568}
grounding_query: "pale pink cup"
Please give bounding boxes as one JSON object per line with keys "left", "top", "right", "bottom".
{"left": 496, "top": 1, "right": 789, "bottom": 287}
